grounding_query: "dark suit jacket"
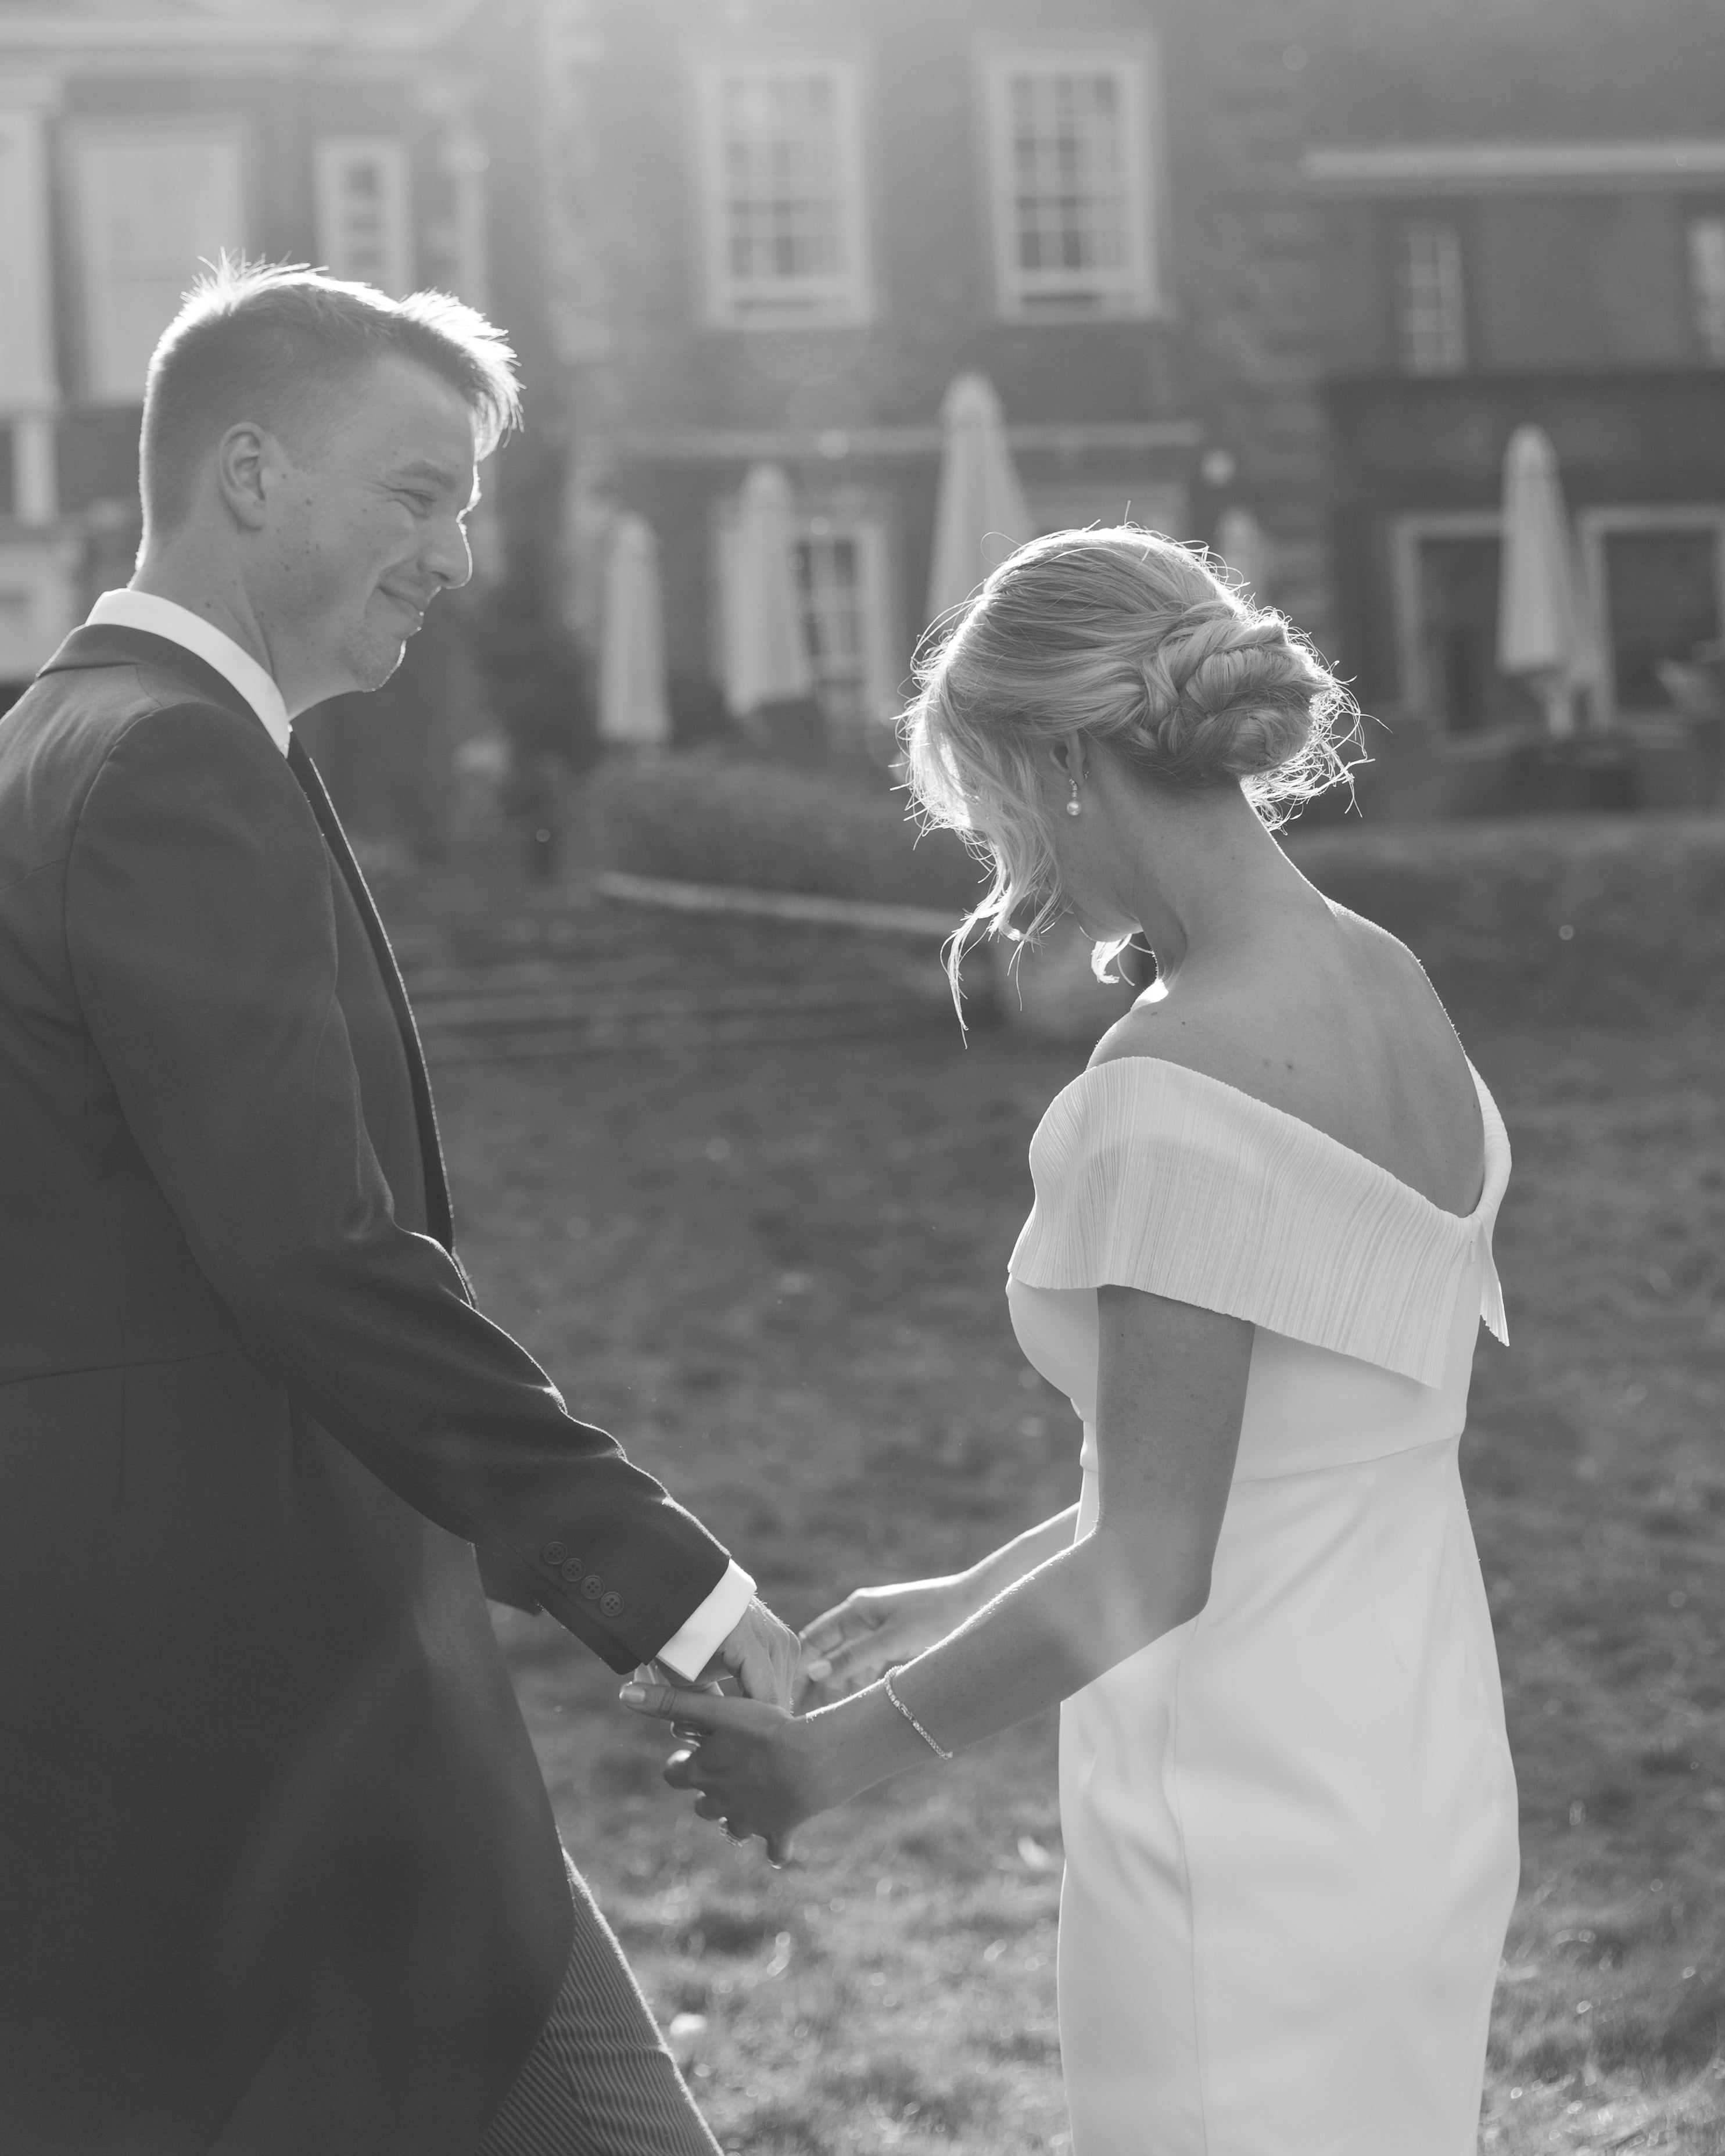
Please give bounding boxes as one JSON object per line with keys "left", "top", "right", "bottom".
{"left": 0, "top": 627, "right": 731, "bottom": 2155}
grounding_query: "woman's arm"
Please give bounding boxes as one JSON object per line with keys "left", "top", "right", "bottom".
{"left": 798, "top": 1505, "right": 1080, "bottom": 1694}
{"left": 623, "top": 1287, "right": 1253, "bottom": 1854}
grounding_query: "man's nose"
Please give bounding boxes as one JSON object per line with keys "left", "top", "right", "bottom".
{"left": 425, "top": 513, "right": 474, "bottom": 593}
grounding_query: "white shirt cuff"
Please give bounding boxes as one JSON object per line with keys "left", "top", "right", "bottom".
{"left": 654, "top": 1560, "right": 756, "bottom": 1681}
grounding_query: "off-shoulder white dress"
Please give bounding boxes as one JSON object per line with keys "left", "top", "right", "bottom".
{"left": 1007, "top": 1058, "right": 1518, "bottom": 2156}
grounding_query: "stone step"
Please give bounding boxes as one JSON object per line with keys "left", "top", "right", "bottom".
{"left": 422, "top": 1002, "right": 949, "bottom": 1062}
{"left": 386, "top": 888, "right": 958, "bottom": 1057}
{"left": 412, "top": 975, "right": 935, "bottom": 1035}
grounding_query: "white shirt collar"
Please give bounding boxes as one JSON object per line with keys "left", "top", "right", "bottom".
{"left": 86, "top": 589, "right": 293, "bottom": 756}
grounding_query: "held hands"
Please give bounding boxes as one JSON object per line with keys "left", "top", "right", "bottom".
{"left": 798, "top": 1574, "right": 975, "bottom": 1700}
{"left": 618, "top": 1680, "right": 819, "bottom": 1867}
{"left": 706, "top": 1597, "right": 800, "bottom": 1708}
{"left": 625, "top": 1577, "right": 970, "bottom": 1864}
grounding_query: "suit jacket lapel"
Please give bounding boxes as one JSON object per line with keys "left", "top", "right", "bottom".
{"left": 38, "top": 626, "right": 459, "bottom": 1255}
{"left": 287, "top": 731, "right": 456, "bottom": 1253}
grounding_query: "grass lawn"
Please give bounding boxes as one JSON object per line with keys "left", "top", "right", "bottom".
{"left": 437, "top": 995, "right": 1725, "bottom": 2156}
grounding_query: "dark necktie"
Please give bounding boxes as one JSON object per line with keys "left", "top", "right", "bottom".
{"left": 285, "top": 729, "right": 456, "bottom": 1252}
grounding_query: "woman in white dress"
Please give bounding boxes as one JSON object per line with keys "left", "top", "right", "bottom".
{"left": 622, "top": 528, "right": 1520, "bottom": 2155}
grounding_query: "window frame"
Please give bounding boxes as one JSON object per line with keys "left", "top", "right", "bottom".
{"left": 710, "top": 485, "right": 899, "bottom": 744}
{"left": 67, "top": 119, "right": 250, "bottom": 404}
{"left": 1393, "top": 505, "right": 1725, "bottom": 728}
{"left": 1687, "top": 213, "right": 1725, "bottom": 365}
{"left": 1390, "top": 510, "right": 1507, "bottom": 728}
{"left": 693, "top": 53, "right": 874, "bottom": 331}
{"left": 0, "top": 534, "right": 80, "bottom": 681}
{"left": 1577, "top": 503, "right": 1725, "bottom": 722}
{"left": 314, "top": 135, "right": 414, "bottom": 299}
{"left": 981, "top": 38, "right": 1163, "bottom": 324}
{"left": 791, "top": 507, "right": 899, "bottom": 745}
{"left": 1393, "top": 216, "right": 1468, "bottom": 376}
{"left": 0, "top": 105, "right": 56, "bottom": 414}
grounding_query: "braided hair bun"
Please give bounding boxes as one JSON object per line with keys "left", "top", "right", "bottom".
{"left": 1129, "top": 592, "right": 1332, "bottom": 789}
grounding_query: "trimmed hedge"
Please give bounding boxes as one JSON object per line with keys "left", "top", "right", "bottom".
{"left": 589, "top": 751, "right": 984, "bottom": 913}
{"left": 1291, "top": 816, "right": 1725, "bottom": 1023}
{"left": 588, "top": 752, "right": 1725, "bottom": 1020}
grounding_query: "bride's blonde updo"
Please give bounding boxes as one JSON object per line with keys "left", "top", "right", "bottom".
{"left": 902, "top": 525, "right": 1357, "bottom": 979}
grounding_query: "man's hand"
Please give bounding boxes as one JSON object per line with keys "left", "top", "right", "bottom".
{"left": 701, "top": 1597, "right": 798, "bottom": 1709}
{"left": 618, "top": 1680, "right": 819, "bottom": 1867}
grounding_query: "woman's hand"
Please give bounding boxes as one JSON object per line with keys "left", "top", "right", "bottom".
{"left": 618, "top": 1680, "right": 832, "bottom": 1866}
{"left": 798, "top": 1576, "right": 977, "bottom": 1699}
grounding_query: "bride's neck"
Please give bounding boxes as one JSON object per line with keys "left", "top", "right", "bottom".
{"left": 1127, "top": 791, "right": 1315, "bottom": 987}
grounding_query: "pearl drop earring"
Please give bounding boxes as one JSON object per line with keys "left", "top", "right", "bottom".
{"left": 1065, "top": 777, "right": 1083, "bottom": 817}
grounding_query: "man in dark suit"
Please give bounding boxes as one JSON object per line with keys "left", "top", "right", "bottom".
{"left": 0, "top": 264, "right": 794, "bottom": 2155}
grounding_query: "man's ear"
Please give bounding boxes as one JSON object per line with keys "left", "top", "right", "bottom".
{"left": 214, "top": 422, "right": 275, "bottom": 532}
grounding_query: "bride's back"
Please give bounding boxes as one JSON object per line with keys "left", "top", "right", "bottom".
{"left": 1093, "top": 896, "right": 1485, "bottom": 1221}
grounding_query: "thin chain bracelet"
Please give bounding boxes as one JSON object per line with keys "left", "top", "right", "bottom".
{"left": 882, "top": 1666, "right": 954, "bottom": 1761}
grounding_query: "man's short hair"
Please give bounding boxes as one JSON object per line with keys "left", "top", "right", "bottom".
{"left": 140, "top": 257, "right": 521, "bottom": 532}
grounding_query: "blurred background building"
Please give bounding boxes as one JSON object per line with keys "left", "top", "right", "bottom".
{"left": 1305, "top": 0, "right": 1725, "bottom": 738}
{"left": 1, "top": 0, "right": 1721, "bottom": 846}
{"left": 546, "top": 0, "right": 1326, "bottom": 759}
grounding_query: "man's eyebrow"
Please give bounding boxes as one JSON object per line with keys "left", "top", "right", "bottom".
{"left": 389, "top": 458, "right": 467, "bottom": 491}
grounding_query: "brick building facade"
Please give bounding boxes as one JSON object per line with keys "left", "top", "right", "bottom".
{"left": 0, "top": 1, "right": 510, "bottom": 666}
{"left": 1302, "top": 0, "right": 1725, "bottom": 732}
{"left": 542, "top": 0, "right": 1329, "bottom": 754}
{"left": 0, "top": 0, "right": 576, "bottom": 849}
{"left": 6, "top": 0, "right": 1720, "bottom": 841}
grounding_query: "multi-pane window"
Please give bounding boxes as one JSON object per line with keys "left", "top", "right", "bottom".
{"left": 1593, "top": 518, "right": 1724, "bottom": 715}
{"left": 697, "top": 62, "right": 870, "bottom": 326}
{"left": 1394, "top": 515, "right": 1541, "bottom": 734}
{"left": 72, "top": 125, "right": 248, "bottom": 400}
{"left": 314, "top": 138, "right": 413, "bottom": 298}
{"left": 0, "top": 109, "right": 53, "bottom": 411}
{"left": 1412, "top": 532, "right": 1512, "bottom": 733}
{"left": 1688, "top": 217, "right": 1725, "bottom": 364}
{"left": 794, "top": 522, "right": 890, "bottom": 741}
{"left": 1394, "top": 221, "right": 1467, "bottom": 375}
{"left": 985, "top": 50, "right": 1157, "bottom": 318}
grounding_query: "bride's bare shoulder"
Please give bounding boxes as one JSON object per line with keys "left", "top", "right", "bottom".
{"left": 1087, "top": 980, "right": 1289, "bottom": 1103}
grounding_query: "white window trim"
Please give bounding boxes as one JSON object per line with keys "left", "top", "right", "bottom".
{"left": 69, "top": 119, "right": 249, "bottom": 403}
{"left": 1688, "top": 216, "right": 1725, "bottom": 364}
{"left": 0, "top": 534, "right": 80, "bottom": 680}
{"left": 1394, "top": 219, "right": 1467, "bottom": 376}
{"left": 982, "top": 39, "right": 1162, "bottom": 322}
{"left": 1388, "top": 510, "right": 1504, "bottom": 717}
{"left": 1576, "top": 503, "right": 1725, "bottom": 722}
{"left": 794, "top": 509, "right": 899, "bottom": 740}
{"left": 0, "top": 105, "right": 56, "bottom": 415}
{"left": 694, "top": 55, "right": 873, "bottom": 330}
{"left": 314, "top": 135, "right": 414, "bottom": 298}
{"left": 1305, "top": 139, "right": 1725, "bottom": 196}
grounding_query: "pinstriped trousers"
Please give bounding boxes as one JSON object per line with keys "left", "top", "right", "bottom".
{"left": 475, "top": 1854, "right": 720, "bottom": 2156}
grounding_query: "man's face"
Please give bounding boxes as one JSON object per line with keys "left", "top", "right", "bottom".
{"left": 257, "top": 353, "right": 479, "bottom": 712}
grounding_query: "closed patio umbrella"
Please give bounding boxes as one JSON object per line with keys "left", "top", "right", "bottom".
{"left": 723, "top": 462, "right": 813, "bottom": 725}
{"left": 1497, "top": 424, "right": 1600, "bottom": 737}
{"left": 598, "top": 512, "right": 671, "bottom": 749}
{"left": 926, "top": 373, "right": 1034, "bottom": 625}
{"left": 1213, "top": 507, "right": 1272, "bottom": 605}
